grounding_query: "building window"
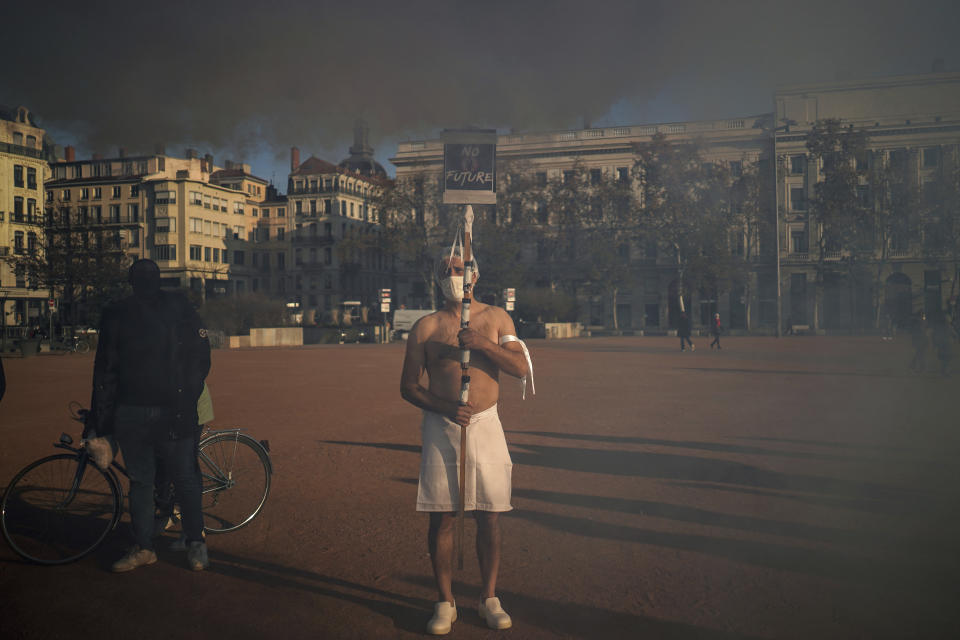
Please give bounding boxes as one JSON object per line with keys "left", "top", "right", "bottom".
{"left": 204, "top": 220, "right": 212, "bottom": 235}
{"left": 190, "top": 245, "right": 202, "bottom": 260}
{"left": 790, "top": 155, "right": 805, "bottom": 175}
{"left": 14, "top": 196, "right": 24, "bottom": 215}
{"left": 128, "top": 203, "right": 139, "bottom": 221}
{"left": 109, "top": 204, "right": 120, "bottom": 221}
{"left": 790, "top": 187, "right": 806, "bottom": 212}
{"left": 563, "top": 170, "right": 575, "bottom": 184}
{"left": 590, "top": 168, "right": 602, "bottom": 185}
{"left": 155, "top": 190, "right": 175, "bottom": 204}
{"left": 13, "top": 165, "right": 24, "bottom": 187}
{"left": 190, "top": 191, "right": 202, "bottom": 205}
{"left": 26, "top": 198, "right": 36, "bottom": 216}
{"left": 112, "top": 186, "right": 121, "bottom": 198}
{"left": 340, "top": 200, "right": 346, "bottom": 215}
{"left": 252, "top": 252, "right": 259, "bottom": 267}
{"left": 324, "top": 247, "right": 332, "bottom": 265}
{"left": 12, "top": 132, "right": 23, "bottom": 146}
{"left": 278, "top": 207, "right": 285, "bottom": 217}
{"left": 155, "top": 245, "right": 176, "bottom": 260}
{"left": 93, "top": 187, "right": 102, "bottom": 199}
{"left": 81, "top": 188, "right": 90, "bottom": 200}
{"left": 855, "top": 153, "right": 869, "bottom": 172}
{"left": 310, "top": 200, "right": 317, "bottom": 214}
{"left": 791, "top": 229, "right": 808, "bottom": 254}
{"left": 190, "top": 217, "right": 202, "bottom": 233}
{"left": 213, "top": 248, "right": 220, "bottom": 262}
{"left": 129, "top": 229, "right": 140, "bottom": 247}
{"left": 155, "top": 217, "right": 175, "bottom": 232}
{"left": 277, "top": 228, "right": 285, "bottom": 240}
{"left": 277, "top": 253, "right": 285, "bottom": 270}
{"left": 204, "top": 247, "right": 212, "bottom": 262}
{"left": 262, "top": 207, "right": 270, "bottom": 217}
{"left": 221, "top": 250, "right": 228, "bottom": 264}
{"left": 295, "top": 248, "right": 302, "bottom": 265}
{"left": 233, "top": 250, "right": 245, "bottom": 265}
{"left": 14, "top": 231, "right": 25, "bottom": 254}
{"left": 296, "top": 200, "right": 303, "bottom": 214}
{"left": 27, "top": 167, "right": 37, "bottom": 189}
{"left": 62, "top": 189, "right": 71, "bottom": 201}
{"left": 923, "top": 147, "right": 940, "bottom": 168}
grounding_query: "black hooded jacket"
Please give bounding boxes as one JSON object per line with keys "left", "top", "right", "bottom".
{"left": 87, "top": 290, "right": 210, "bottom": 438}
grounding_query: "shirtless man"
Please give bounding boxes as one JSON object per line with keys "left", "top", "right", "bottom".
{"left": 401, "top": 254, "right": 529, "bottom": 635}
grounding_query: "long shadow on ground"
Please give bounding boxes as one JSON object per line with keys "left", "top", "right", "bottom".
{"left": 323, "top": 440, "right": 931, "bottom": 516}
{"left": 205, "top": 550, "right": 429, "bottom": 634}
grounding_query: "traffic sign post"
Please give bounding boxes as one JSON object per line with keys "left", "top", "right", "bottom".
{"left": 379, "top": 289, "right": 392, "bottom": 343}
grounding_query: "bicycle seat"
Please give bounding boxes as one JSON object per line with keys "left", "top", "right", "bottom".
{"left": 60, "top": 433, "right": 74, "bottom": 445}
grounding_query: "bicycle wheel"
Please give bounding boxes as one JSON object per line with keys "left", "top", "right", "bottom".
{"left": 1, "top": 454, "right": 121, "bottom": 564}
{"left": 75, "top": 340, "right": 90, "bottom": 354}
{"left": 198, "top": 433, "right": 270, "bottom": 533}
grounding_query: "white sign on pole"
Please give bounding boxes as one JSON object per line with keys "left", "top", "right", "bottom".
{"left": 505, "top": 301, "right": 515, "bottom": 311}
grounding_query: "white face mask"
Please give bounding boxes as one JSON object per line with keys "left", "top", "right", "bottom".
{"left": 440, "top": 275, "right": 464, "bottom": 302}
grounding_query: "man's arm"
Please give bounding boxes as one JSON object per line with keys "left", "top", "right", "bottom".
{"left": 400, "top": 317, "right": 473, "bottom": 426}
{"left": 458, "top": 307, "right": 528, "bottom": 379}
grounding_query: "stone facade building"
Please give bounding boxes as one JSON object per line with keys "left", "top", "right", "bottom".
{"left": 390, "top": 71, "right": 960, "bottom": 333}
{"left": 0, "top": 105, "right": 51, "bottom": 333}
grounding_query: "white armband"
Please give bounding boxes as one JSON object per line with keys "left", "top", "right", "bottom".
{"left": 499, "top": 335, "right": 535, "bottom": 399}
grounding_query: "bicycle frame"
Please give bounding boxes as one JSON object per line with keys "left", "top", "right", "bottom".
{"left": 53, "top": 433, "right": 127, "bottom": 528}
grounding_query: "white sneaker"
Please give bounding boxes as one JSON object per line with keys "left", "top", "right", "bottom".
{"left": 479, "top": 597, "right": 512, "bottom": 630}
{"left": 426, "top": 601, "right": 457, "bottom": 635}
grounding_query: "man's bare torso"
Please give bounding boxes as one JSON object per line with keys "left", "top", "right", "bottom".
{"left": 423, "top": 303, "right": 502, "bottom": 412}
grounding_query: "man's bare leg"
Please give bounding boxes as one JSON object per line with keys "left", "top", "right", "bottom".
{"left": 428, "top": 512, "right": 456, "bottom": 604}
{"left": 474, "top": 511, "right": 501, "bottom": 599}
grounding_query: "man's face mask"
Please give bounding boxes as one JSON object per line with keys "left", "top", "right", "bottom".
{"left": 440, "top": 275, "right": 464, "bottom": 302}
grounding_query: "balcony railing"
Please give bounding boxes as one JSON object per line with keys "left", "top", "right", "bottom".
{"left": 0, "top": 141, "right": 43, "bottom": 159}
{"left": 8, "top": 213, "right": 44, "bottom": 225}
{"left": 292, "top": 233, "right": 335, "bottom": 245}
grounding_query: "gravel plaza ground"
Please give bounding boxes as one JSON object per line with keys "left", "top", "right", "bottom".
{"left": 0, "top": 335, "right": 957, "bottom": 639}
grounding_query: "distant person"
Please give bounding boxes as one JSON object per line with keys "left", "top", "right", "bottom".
{"left": 400, "top": 250, "right": 532, "bottom": 634}
{"left": 710, "top": 312, "right": 723, "bottom": 350}
{"left": 678, "top": 312, "right": 694, "bottom": 351}
{"left": 931, "top": 312, "right": 957, "bottom": 377}
{"left": 910, "top": 312, "right": 930, "bottom": 373}
{"left": 85, "top": 259, "right": 211, "bottom": 572}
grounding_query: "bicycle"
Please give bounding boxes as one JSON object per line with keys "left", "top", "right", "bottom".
{"left": 0, "top": 402, "right": 272, "bottom": 565}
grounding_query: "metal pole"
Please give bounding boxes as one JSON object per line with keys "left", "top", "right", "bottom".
{"left": 775, "top": 153, "right": 783, "bottom": 338}
{"left": 456, "top": 205, "right": 475, "bottom": 571}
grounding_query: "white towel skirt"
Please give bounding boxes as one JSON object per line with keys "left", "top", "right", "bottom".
{"left": 416, "top": 404, "right": 513, "bottom": 512}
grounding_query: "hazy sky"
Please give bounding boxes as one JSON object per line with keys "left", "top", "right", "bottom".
{"left": 3, "top": 0, "right": 958, "bottom": 182}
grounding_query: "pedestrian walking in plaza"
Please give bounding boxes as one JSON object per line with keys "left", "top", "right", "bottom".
{"left": 710, "top": 312, "right": 723, "bottom": 350}
{"left": 85, "top": 259, "right": 211, "bottom": 572}
{"left": 400, "top": 239, "right": 533, "bottom": 634}
{"left": 931, "top": 312, "right": 957, "bottom": 377}
{"left": 910, "top": 312, "right": 930, "bottom": 373}
{"left": 678, "top": 312, "right": 695, "bottom": 351}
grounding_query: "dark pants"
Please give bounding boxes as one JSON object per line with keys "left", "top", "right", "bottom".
{"left": 114, "top": 405, "right": 204, "bottom": 550}
{"left": 680, "top": 335, "right": 693, "bottom": 350}
{"left": 711, "top": 333, "right": 721, "bottom": 348}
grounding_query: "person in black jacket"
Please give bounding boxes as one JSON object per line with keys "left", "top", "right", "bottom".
{"left": 87, "top": 259, "right": 211, "bottom": 572}
{"left": 710, "top": 312, "right": 723, "bottom": 350}
{"left": 678, "top": 312, "right": 695, "bottom": 351}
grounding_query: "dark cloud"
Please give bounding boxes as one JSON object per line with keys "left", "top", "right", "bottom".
{"left": 3, "top": 0, "right": 958, "bottom": 161}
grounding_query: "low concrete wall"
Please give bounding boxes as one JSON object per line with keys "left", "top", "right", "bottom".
{"left": 228, "top": 328, "right": 303, "bottom": 348}
{"left": 249, "top": 327, "right": 303, "bottom": 347}
{"left": 544, "top": 322, "right": 584, "bottom": 339}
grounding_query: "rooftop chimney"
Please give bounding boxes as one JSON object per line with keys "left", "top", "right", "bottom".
{"left": 64, "top": 145, "right": 76, "bottom": 162}
{"left": 291, "top": 146, "right": 300, "bottom": 173}
{"left": 204, "top": 153, "right": 214, "bottom": 172}
{"left": 185, "top": 148, "right": 198, "bottom": 160}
